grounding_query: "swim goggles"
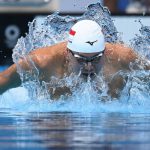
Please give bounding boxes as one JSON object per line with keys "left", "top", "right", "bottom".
{"left": 70, "top": 50, "right": 104, "bottom": 63}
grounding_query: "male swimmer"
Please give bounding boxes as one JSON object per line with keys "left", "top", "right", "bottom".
{"left": 0, "top": 20, "right": 149, "bottom": 99}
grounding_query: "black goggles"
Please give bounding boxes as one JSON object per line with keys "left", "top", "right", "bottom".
{"left": 70, "top": 50, "right": 104, "bottom": 63}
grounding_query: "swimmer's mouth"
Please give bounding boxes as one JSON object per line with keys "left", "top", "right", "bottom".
{"left": 82, "top": 72, "right": 96, "bottom": 78}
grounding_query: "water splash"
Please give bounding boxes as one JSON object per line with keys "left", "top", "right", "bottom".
{"left": 11, "top": 3, "right": 120, "bottom": 100}
{"left": 1, "top": 3, "right": 150, "bottom": 113}
{"left": 13, "top": 3, "right": 119, "bottom": 61}
{"left": 130, "top": 19, "right": 150, "bottom": 59}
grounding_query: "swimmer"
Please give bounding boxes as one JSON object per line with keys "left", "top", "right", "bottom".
{"left": 0, "top": 20, "right": 150, "bottom": 99}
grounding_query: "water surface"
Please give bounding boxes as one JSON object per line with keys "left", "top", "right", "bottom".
{"left": 1, "top": 3, "right": 150, "bottom": 150}
{"left": 0, "top": 112, "right": 150, "bottom": 150}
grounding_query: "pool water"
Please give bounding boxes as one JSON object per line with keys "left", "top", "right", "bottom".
{"left": 0, "top": 112, "right": 150, "bottom": 150}
{"left": 0, "top": 78, "right": 149, "bottom": 150}
{"left": 1, "top": 3, "right": 150, "bottom": 149}
{"left": 0, "top": 66, "right": 9, "bottom": 72}
{"left": 1, "top": 65, "right": 150, "bottom": 149}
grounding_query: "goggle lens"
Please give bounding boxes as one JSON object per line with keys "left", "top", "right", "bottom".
{"left": 72, "top": 52, "right": 104, "bottom": 63}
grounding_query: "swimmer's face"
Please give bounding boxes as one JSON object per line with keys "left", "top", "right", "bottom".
{"left": 69, "top": 49, "right": 104, "bottom": 78}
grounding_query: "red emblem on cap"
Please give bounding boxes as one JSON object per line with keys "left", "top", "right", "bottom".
{"left": 69, "top": 29, "right": 76, "bottom": 36}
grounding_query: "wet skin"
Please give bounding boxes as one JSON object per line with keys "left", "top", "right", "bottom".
{"left": 0, "top": 42, "right": 150, "bottom": 99}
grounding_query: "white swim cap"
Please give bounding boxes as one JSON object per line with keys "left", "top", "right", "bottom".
{"left": 67, "top": 20, "right": 105, "bottom": 53}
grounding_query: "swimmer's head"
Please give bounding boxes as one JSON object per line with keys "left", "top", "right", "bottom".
{"left": 67, "top": 20, "right": 105, "bottom": 53}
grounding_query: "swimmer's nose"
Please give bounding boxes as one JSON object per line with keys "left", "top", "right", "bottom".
{"left": 84, "top": 62, "right": 94, "bottom": 71}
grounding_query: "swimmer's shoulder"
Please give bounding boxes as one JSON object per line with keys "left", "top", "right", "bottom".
{"left": 104, "top": 43, "right": 119, "bottom": 59}
{"left": 105, "top": 42, "right": 135, "bottom": 57}
{"left": 105, "top": 42, "right": 138, "bottom": 66}
{"left": 105, "top": 42, "right": 130, "bottom": 52}
{"left": 30, "top": 41, "right": 67, "bottom": 55}
{"left": 28, "top": 41, "right": 67, "bottom": 69}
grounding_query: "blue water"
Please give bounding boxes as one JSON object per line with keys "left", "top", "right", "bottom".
{"left": 0, "top": 112, "right": 150, "bottom": 150}
{"left": 0, "top": 66, "right": 8, "bottom": 72}
{"left": 0, "top": 66, "right": 150, "bottom": 149}
{"left": 1, "top": 3, "right": 150, "bottom": 149}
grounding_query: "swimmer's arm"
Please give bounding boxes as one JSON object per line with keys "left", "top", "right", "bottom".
{"left": 0, "top": 64, "right": 21, "bottom": 94}
{"left": 124, "top": 51, "right": 150, "bottom": 70}
{"left": 108, "top": 45, "right": 150, "bottom": 99}
{"left": 0, "top": 44, "right": 64, "bottom": 94}
{"left": 0, "top": 55, "right": 39, "bottom": 94}
{"left": 117, "top": 44, "right": 150, "bottom": 70}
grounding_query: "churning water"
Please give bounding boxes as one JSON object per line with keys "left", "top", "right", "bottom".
{"left": 0, "top": 3, "right": 150, "bottom": 113}
{"left": 0, "top": 3, "right": 150, "bottom": 149}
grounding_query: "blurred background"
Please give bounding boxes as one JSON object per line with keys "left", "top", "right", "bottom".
{"left": 0, "top": 0, "right": 150, "bottom": 65}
